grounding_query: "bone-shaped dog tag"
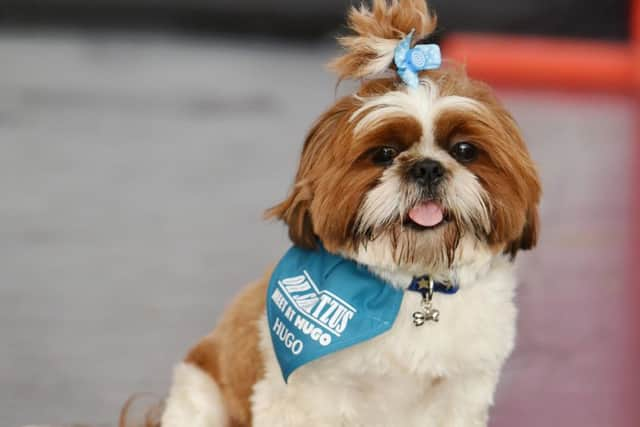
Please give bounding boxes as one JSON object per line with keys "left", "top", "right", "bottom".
{"left": 412, "top": 304, "right": 440, "bottom": 326}
{"left": 412, "top": 311, "right": 426, "bottom": 326}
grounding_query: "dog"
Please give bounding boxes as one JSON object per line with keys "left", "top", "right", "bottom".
{"left": 148, "top": 1, "right": 541, "bottom": 426}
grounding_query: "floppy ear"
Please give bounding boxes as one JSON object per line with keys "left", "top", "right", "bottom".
{"left": 481, "top": 105, "right": 541, "bottom": 259}
{"left": 265, "top": 180, "right": 317, "bottom": 250}
{"left": 265, "top": 97, "right": 358, "bottom": 249}
{"left": 518, "top": 207, "right": 540, "bottom": 251}
{"left": 505, "top": 206, "right": 540, "bottom": 258}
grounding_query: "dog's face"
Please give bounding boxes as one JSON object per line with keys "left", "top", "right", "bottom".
{"left": 268, "top": 0, "right": 540, "bottom": 276}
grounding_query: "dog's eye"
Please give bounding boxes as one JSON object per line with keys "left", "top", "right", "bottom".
{"left": 450, "top": 142, "right": 478, "bottom": 163}
{"left": 371, "top": 146, "right": 399, "bottom": 166}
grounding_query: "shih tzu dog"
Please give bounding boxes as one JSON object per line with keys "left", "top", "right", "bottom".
{"left": 150, "top": 1, "right": 541, "bottom": 426}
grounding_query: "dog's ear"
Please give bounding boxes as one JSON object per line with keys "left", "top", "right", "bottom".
{"left": 266, "top": 97, "right": 358, "bottom": 249}
{"left": 518, "top": 207, "right": 540, "bottom": 251}
{"left": 265, "top": 180, "right": 316, "bottom": 249}
{"left": 505, "top": 206, "right": 540, "bottom": 258}
{"left": 329, "top": 0, "right": 437, "bottom": 80}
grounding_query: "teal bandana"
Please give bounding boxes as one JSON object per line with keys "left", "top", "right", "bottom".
{"left": 267, "top": 245, "right": 403, "bottom": 381}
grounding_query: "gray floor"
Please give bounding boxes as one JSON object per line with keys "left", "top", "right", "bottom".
{"left": 0, "top": 32, "right": 634, "bottom": 427}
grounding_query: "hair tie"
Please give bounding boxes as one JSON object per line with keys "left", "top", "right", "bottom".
{"left": 394, "top": 30, "right": 442, "bottom": 88}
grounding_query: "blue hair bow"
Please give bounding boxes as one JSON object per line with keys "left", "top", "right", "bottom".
{"left": 394, "top": 30, "right": 442, "bottom": 88}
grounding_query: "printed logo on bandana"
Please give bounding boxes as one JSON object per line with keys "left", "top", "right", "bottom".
{"left": 271, "top": 271, "right": 356, "bottom": 353}
{"left": 267, "top": 245, "right": 403, "bottom": 381}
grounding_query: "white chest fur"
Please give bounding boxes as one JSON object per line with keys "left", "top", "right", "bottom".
{"left": 252, "top": 258, "right": 518, "bottom": 427}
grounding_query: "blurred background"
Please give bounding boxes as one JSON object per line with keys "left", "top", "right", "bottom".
{"left": 1, "top": 1, "right": 638, "bottom": 426}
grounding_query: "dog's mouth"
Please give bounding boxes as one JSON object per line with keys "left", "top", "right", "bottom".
{"left": 404, "top": 201, "right": 449, "bottom": 230}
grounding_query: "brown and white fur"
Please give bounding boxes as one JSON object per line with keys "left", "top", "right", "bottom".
{"left": 141, "top": 1, "right": 541, "bottom": 426}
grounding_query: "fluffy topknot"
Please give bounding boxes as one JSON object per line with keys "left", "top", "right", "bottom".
{"left": 329, "top": 0, "right": 437, "bottom": 81}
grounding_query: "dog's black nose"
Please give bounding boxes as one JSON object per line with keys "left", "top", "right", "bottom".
{"left": 409, "top": 159, "right": 445, "bottom": 186}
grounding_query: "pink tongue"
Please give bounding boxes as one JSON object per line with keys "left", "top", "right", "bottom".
{"left": 408, "top": 202, "right": 444, "bottom": 227}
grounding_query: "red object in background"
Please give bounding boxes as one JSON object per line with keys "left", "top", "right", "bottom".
{"left": 443, "top": 35, "right": 635, "bottom": 92}
{"left": 442, "top": 0, "right": 640, "bottom": 93}
{"left": 442, "top": 1, "right": 640, "bottom": 425}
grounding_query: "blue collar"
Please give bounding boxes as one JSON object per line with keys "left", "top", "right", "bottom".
{"left": 407, "top": 275, "right": 459, "bottom": 296}
{"left": 267, "top": 245, "right": 459, "bottom": 382}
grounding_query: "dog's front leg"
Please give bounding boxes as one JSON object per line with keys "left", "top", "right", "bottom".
{"left": 427, "top": 371, "right": 501, "bottom": 427}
